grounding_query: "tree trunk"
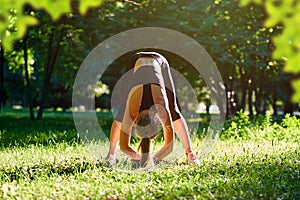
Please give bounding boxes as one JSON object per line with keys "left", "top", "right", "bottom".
{"left": 240, "top": 89, "right": 246, "bottom": 112}
{"left": 254, "top": 69, "right": 266, "bottom": 115}
{"left": 205, "top": 102, "right": 210, "bottom": 114}
{"left": 248, "top": 88, "right": 254, "bottom": 117}
{"left": 225, "top": 84, "right": 231, "bottom": 119}
{"left": 238, "top": 67, "right": 247, "bottom": 112}
{"left": 254, "top": 87, "right": 264, "bottom": 115}
{"left": 240, "top": 79, "right": 247, "bottom": 112}
{"left": 282, "top": 79, "right": 294, "bottom": 115}
{"left": 283, "top": 101, "right": 293, "bottom": 115}
{"left": 23, "top": 37, "right": 35, "bottom": 120}
{"left": 0, "top": 44, "right": 4, "bottom": 113}
{"left": 225, "top": 78, "right": 238, "bottom": 118}
{"left": 37, "top": 28, "right": 63, "bottom": 120}
{"left": 230, "top": 77, "right": 239, "bottom": 114}
{"left": 272, "top": 92, "right": 277, "bottom": 115}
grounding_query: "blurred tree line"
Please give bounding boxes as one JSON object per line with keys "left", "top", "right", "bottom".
{"left": 241, "top": 0, "right": 300, "bottom": 102}
{"left": 0, "top": 0, "right": 299, "bottom": 119}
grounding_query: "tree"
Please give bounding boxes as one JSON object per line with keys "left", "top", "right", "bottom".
{"left": 70, "top": 0, "right": 290, "bottom": 116}
{"left": 29, "top": 11, "right": 88, "bottom": 119}
{"left": 0, "top": 44, "right": 5, "bottom": 113}
{"left": 0, "top": 0, "right": 103, "bottom": 50}
{"left": 1, "top": 0, "right": 104, "bottom": 118}
{"left": 23, "top": 36, "right": 35, "bottom": 119}
{"left": 240, "top": 0, "right": 300, "bottom": 103}
{"left": 2, "top": 0, "right": 295, "bottom": 118}
{"left": 108, "top": 0, "right": 281, "bottom": 116}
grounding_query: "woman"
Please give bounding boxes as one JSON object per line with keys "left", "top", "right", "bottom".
{"left": 106, "top": 51, "right": 199, "bottom": 165}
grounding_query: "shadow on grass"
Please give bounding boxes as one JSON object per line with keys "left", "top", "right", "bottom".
{"left": 0, "top": 157, "right": 144, "bottom": 182}
{"left": 0, "top": 109, "right": 213, "bottom": 148}
{"left": 0, "top": 110, "right": 115, "bottom": 147}
{"left": 0, "top": 157, "right": 108, "bottom": 182}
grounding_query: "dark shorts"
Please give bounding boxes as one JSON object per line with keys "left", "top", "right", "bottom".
{"left": 112, "top": 60, "right": 181, "bottom": 122}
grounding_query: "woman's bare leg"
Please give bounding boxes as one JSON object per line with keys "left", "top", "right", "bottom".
{"left": 173, "top": 117, "right": 192, "bottom": 154}
{"left": 173, "top": 117, "right": 199, "bottom": 164}
{"left": 105, "top": 120, "right": 122, "bottom": 163}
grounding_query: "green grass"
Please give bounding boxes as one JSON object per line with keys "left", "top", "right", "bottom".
{"left": 0, "top": 108, "right": 299, "bottom": 199}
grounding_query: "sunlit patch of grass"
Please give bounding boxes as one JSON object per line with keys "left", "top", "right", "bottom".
{"left": 0, "top": 139, "right": 299, "bottom": 199}
{"left": 0, "top": 109, "right": 299, "bottom": 199}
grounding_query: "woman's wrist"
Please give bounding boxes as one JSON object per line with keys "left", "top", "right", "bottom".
{"left": 185, "top": 149, "right": 193, "bottom": 155}
{"left": 130, "top": 152, "right": 141, "bottom": 160}
{"left": 153, "top": 156, "right": 160, "bottom": 164}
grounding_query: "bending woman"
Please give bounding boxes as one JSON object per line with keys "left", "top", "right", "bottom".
{"left": 106, "top": 51, "right": 199, "bottom": 164}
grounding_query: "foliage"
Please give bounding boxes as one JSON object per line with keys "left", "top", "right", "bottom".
{"left": 102, "top": 0, "right": 287, "bottom": 115}
{"left": 1, "top": 0, "right": 299, "bottom": 119}
{"left": 0, "top": 0, "right": 103, "bottom": 50}
{"left": 222, "top": 110, "right": 300, "bottom": 142}
{"left": 240, "top": 0, "right": 300, "bottom": 102}
{"left": 222, "top": 110, "right": 253, "bottom": 140}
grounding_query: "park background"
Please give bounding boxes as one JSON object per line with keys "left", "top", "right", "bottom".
{"left": 0, "top": 0, "right": 299, "bottom": 199}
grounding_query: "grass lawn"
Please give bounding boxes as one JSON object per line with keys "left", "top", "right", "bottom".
{"left": 0, "top": 108, "right": 299, "bottom": 199}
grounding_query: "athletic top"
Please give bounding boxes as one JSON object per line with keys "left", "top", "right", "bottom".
{"left": 139, "top": 84, "right": 155, "bottom": 112}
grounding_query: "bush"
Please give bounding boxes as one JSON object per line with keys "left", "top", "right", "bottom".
{"left": 221, "top": 111, "right": 300, "bottom": 142}
{"left": 222, "top": 110, "right": 253, "bottom": 140}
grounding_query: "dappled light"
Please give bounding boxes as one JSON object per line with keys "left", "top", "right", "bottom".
{"left": 0, "top": 0, "right": 299, "bottom": 199}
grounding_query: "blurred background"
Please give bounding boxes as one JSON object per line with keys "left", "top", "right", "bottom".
{"left": 0, "top": 0, "right": 299, "bottom": 120}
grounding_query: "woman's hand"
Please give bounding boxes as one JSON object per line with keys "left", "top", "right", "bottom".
{"left": 119, "top": 130, "right": 141, "bottom": 160}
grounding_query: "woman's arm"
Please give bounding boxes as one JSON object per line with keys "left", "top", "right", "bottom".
{"left": 153, "top": 114, "right": 174, "bottom": 161}
{"left": 119, "top": 86, "right": 143, "bottom": 160}
{"left": 119, "top": 130, "right": 141, "bottom": 160}
{"left": 150, "top": 84, "right": 174, "bottom": 161}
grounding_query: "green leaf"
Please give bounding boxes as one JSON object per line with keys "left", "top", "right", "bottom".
{"left": 2, "top": 34, "right": 14, "bottom": 50}
{"left": 239, "top": 0, "right": 251, "bottom": 6}
{"left": 1, "top": 0, "right": 104, "bottom": 50}
{"left": 264, "top": 1, "right": 281, "bottom": 27}
{"left": 79, "top": 0, "right": 103, "bottom": 15}
{"left": 291, "top": 79, "right": 300, "bottom": 102}
{"left": 283, "top": 54, "right": 300, "bottom": 74}
{"left": 43, "top": 0, "right": 72, "bottom": 21}
{"left": 15, "top": 15, "right": 39, "bottom": 38}
{"left": 239, "top": 0, "right": 262, "bottom": 6}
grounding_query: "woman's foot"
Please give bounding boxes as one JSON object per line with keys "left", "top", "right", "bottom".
{"left": 104, "top": 154, "right": 116, "bottom": 165}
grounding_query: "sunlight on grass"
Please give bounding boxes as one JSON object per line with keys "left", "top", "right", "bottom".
{"left": 0, "top": 109, "right": 299, "bottom": 199}
{"left": 0, "top": 139, "right": 299, "bottom": 199}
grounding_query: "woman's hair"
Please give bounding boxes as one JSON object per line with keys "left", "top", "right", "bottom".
{"left": 135, "top": 110, "right": 160, "bottom": 167}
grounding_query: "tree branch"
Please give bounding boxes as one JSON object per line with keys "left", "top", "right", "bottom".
{"left": 123, "top": 0, "right": 141, "bottom": 6}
